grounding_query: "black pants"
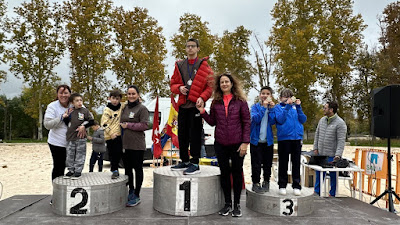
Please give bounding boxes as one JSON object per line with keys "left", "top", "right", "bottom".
{"left": 49, "top": 144, "right": 66, "bottom": 180}
{"left": 250, "top": 143, "right": 273, "bottom": 183}
{"left": 107, "top": 136, "right": 123, "bottom": 172}
{"left": 278, "top": 140, "right": 302, "bottom": 189}
{"left": 215, "top": 142, "right": 244, "bottom": 205}
{"left": 178, "top": 107, "right": 202, "bottom": 164}
{"left": 123, "top": 150, "right": 144, "bottom": 197}
{"left": 89, "top": 151, "right": 104, "bottom": 172}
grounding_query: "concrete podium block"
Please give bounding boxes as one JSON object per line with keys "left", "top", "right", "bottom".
{"left": 246, "top": 182, "right": 314, "bottom": 216}
{"left": 153, "top": 165, "right": 224, "bottom": 216}
{"left": 52, "top": 172, "right": 128, "bottom": 216}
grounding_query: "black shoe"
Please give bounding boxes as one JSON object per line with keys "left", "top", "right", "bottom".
{"left": 252, "top": 183, "right": 264, "bottom": 193}
{"left": 71, "top": 172, "right": 81, "bottom": 180}
{"left": 218, "top": 204, "right": 232, "bottom": 216}
{"left": 183, "top": 163, "right": 200, "bottom": 175}
{"left": 171, "top": 162, "right": 189, "bottom": 171}
{"left": 232, "top": 204, "right": 242, "bottom": 217}
{"left": 262, "top": 181, "right": 270, "bottom": 192}
{"left": 63, "top": 171, "right": 74, "bottom": 179}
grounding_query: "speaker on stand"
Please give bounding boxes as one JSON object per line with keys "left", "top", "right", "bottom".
{"left": 370, "top": 84, "right": 400, "bottom": 213}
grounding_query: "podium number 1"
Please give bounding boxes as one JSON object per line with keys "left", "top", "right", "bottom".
{"left": 179, "top": 181, "right": 191, "bottom": 211}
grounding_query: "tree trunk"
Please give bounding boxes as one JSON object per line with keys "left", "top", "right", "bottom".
{"left": 38, "top": 100, "right": 43, "bottom": 140}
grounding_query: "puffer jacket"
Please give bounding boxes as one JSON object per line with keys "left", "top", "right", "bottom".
{"left": 274, "top": 103, "right": 307, "bottom": 141}
{"left": 170, "top": 57, "right": 214, "bottom": 108}
{"left": 202, "top": 99, "right": 251, "bottom": 146}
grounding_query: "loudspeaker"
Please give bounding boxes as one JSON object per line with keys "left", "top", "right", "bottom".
{"left": 371, "top": 85, "right": 400, "bottom": 138}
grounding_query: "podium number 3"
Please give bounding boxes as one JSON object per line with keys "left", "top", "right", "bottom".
{"left": 70, "top": 188, "right": 88, "bottom": 214}
{"left": 282, "top": 199, "right": 294, "bottom": 216}
{"left": 179, "top": 181, "right": 191, "bottom": 211}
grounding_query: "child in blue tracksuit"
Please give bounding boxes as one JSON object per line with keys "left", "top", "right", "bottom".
{"left": 250, "top": 86, "right": 276, "bottom": 193}
{"left": 274, "top": 88, "right": 307, "bottom": 196}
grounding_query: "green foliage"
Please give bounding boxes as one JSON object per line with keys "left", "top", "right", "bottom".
{"left": 318, "top": 0, "right": 366, "bottom": 117}
{"left": 375, "top": 1, "right": 400, "bottom": 85}
{"left": 111, "top": 7, "right": 168, "bottom": 97}
{"left": 0, "top": 95, "right": 39, "bottom": 140}
{"left": 214, "top": 26, "right": 254, "bottom": 92}
{"left": 0, "top": 0, "right": 6, "bottom": 84}
{"left": 170, "top": 13, "right": 216, "bottom": 61}
{"left": 5, "top": 0, "right": 65, "bottom": 140}
{"left": 269, "top": 0, "right": 323, "bottom": 132}
{"left": 350, "top": 45, "right": 378, "bottom": 134}
{"left": 63, "top": 0, "right": 113, "bottom": 113}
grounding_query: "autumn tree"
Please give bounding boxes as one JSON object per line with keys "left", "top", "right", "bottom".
{"left": 63, "top": 0, "right": 113, "bottom": 112}
{"left": 318, "top": 0, "right": 366, "bottom": 116}
{"left": 170, "top": 13, "right": 216, "bottom": 61}
{"left": 111, "top": 7, "right": 168, "bottom": 97}
{"left": 5, "top": 0, "right": 65, "bottom": 140}
{"left": 268, "top": 0, "right": 324, "bottom": 134}
{"left": 214, "top": 26, "right": 254, "bottom": 92}
{"left": 350, "top": 45, "right": 378, "bottom": 133}
{"left": 252, "top": 34, "right": 273, "bottom": 89}
{"left": 375, "top": 1, "right": 400, "bottom": 85}
{"left": 0, "top": 0, "right": 6, "bottom": 85}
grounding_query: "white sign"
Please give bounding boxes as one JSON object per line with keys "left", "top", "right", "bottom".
{"left": 175, "top": 178, "right": 198, "bottom": 216}
{"left": 280, "top": 198, "right": 298, "bottom": 216}
{"left": 365, "top": 152, "right": 384, "bottom": 175}
{"left": 66, "top": 186, "right": 91, "bottom": 216}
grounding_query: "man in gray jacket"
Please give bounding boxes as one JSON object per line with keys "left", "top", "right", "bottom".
{"left": 313, "top": 101, "right": 347, "bottom": 197}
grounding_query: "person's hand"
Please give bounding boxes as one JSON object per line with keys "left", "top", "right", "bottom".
{"left": 196, "top": 97, "right": 204, "bottom": 107}
{"left": 334, "top": 156, "right": 341, "bottom": 161}
{"left": 295, "top": 99, "right": 301, "bottom": 105}
{"left": 87, "top": 136, "right": 93, "bottom": 141}
{"left": 237, "top": 143, "right": 249, "bottom": 157}
{"left": 268, "top": 101, "right": 275, "bottom": 108}
{"left": 313, "top": 149, "right": 319, "bottom": 156}
{"left": 179, "top": 86, "right": 188, "bottom": 95}
{"left": 196, "top": 99, "right": 205, "bottom": 113}
{"left": 62, "top": 108, "right": 73, "bottom": 118}
{"left": 111, "top": 133, "right": 117, "bottom": 139}
{"left": 76, "top": 125, "right": 86, "bottom": 138}
{"left": 286, "top": 97, "right": 293, "bottom": 105}
{"left": 120, "top": 122, "right": 128, "bottom": 129}
{"left": 261, "top": 99, "right": 269, "bottom": 107}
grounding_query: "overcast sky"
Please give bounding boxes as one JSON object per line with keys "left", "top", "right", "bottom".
{"left": 0, "top": 0, "right": 397, "bottom": 102}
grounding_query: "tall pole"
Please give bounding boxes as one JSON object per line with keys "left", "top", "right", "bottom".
{"left": 9, "top": 114, "right": 11, "bottom": 140}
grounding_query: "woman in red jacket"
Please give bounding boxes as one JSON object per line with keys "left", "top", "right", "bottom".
{"left": 197, "top": 73, "right": 251, "bottom": 217}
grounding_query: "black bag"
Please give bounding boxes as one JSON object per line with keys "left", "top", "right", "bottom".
{"left": 334, "top": 158, "right": 350, "bottom": 168}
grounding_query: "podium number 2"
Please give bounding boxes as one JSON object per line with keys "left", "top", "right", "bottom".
{"left": 179, "top": 181, "right": 191, "bottom": 211}
{"left": 70, "top": 188, "right": 88, "bottom": 214}
{"left": 282, "top": 199, "right": 294, "bottom": 216}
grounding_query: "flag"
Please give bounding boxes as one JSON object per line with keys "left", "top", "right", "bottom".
{"left": 152, "top": 96, "right": 163, "bottom": 158}
{"left": 166, "top": 94, "right": 179, "bottom": 148}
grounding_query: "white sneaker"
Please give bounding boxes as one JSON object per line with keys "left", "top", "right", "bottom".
{"left": 293, "top": 188, "right": 301, "bottom": 196}
{"left": 279, "top": 188, "right": 287, "bottom": 195}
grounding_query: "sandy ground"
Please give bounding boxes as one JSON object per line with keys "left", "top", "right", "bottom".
{"left": 0, "top": 143, "right": 399, "bottom": 212}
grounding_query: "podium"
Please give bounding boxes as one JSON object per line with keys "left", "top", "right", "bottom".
{"left": 52, "top": 172, "right": 128, "bottom": 216}
{"left": 153, "top": 165, "right": 224, "bottom": 216}
{"left": 246, "top": 182, "right": 314, "bottom": 216}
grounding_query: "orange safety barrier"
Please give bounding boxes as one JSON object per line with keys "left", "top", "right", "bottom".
{"left": 353, "top": 148, "right": 400, "bottom": 205}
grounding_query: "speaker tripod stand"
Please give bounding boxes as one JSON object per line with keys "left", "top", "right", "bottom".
{"left": 370, "top": 137, "right": 400, "bottom": 212}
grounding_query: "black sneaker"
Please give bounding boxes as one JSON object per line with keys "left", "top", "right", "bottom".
{"left": 63, "top": 171, "right": 74, "bottom": 179}
{"left": 171, "top": 162, "right": 189, "bottom": 171}
{"left": 183, "top": 163, "right": 200, "bottom": 175}
{"left": 218, "top": 204, "right": 232, "bottom": 216}
{"left": 111, "top": 170, "right": 119, "bottom": 179}
{"left": 232, "top": 204, "right": 242, "bottom": 217}
{"left": 262, "top": 181, "right": 270, "bottom": 192}
{"left": 71, "top": 172, "right": 81, "bottom": 180}
{"left": 252, "top": 183, "right": 264, "bottom": 193}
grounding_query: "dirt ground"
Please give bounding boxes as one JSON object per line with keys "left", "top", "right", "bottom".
{"left": 0, "top": 143, "right": 399, "bottom": 213}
